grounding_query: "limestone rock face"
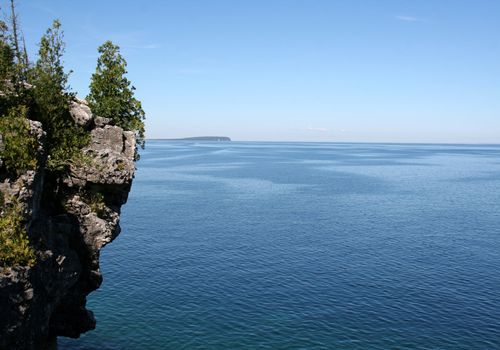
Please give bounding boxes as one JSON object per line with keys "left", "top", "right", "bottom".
{"left": 0, "top": 100, "right": 137, "bottom": 349}
{"left": 65, "top": 125, "right": 136, "bottom": 187}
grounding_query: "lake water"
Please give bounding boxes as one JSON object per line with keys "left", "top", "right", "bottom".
{"left": 59, "top": 141, "right": 500, "bottom": 349}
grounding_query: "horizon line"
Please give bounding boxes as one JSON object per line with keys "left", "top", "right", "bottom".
{"left": 146, "top": 138, "right": 500, "bottom": 146}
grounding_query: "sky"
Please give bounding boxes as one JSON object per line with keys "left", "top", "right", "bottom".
{"left": 13, "top": 0, "right": 500, "bottom": 142}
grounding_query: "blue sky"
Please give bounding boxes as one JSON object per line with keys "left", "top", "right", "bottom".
{"left": 16, "top": 0, "right": 500, "bottom": 142}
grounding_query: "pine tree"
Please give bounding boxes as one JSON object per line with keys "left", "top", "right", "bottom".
{"left": 0, "top": 7, "right": 24, "bottom": 117}
{"left": 87, "top": 41, "right": 145, "bottom": 155}
{"left": 0, "top": 20, "right": 14, "bottom": 82}
{"left": 0, "top": 19, "right": 14, "bottom": 106}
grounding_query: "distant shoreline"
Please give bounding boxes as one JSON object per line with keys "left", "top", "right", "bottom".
{"left": 154, "top": 136, "right": 231, "bottom": 141}
{"left": 146, "top": 139, "right": 500, "bottom": 146}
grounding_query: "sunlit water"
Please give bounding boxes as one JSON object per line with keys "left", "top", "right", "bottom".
{"left": 59, "top": 141, "right": 500, "bottom": 349}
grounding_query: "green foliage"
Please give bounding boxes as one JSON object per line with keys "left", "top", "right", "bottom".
{"left": 44, "top": 121, "right": 89, "bottom": 171}
{"left": 0, "top": 197, "right": 36, "bottom": 268}
{"left": 87, "top": 41, "right": 145, "bottom": 157}
{"left": 0, "top": 19, "right": 17, "bottom": 114}
{"left": 32, "top": 20, "right": 69, "bottom": 115}
{"left": 30, "top": 20, "right": 89, "bottom": 170}
{"left": 0, "top": 45, "right": 15, "bottom": 115}
{"left": 0, "top": 1, "right": 30, "bottom": 106}
{"left": 0, "top": 106, "right": 38, "bottom": 176}
{"left": 0, "top": 11, "right": 36, "bottom": 269}
{"left": 0, "top": 38, "right": 14, "bottom": 90}
{"left": 0, "top": 20, "right": 14, "bottom": 83}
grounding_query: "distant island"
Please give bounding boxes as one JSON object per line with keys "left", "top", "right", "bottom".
{"left": 163, "top": 136, "right": 231, "bottom": 141}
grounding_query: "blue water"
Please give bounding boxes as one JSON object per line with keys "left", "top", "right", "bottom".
{"left": 59, "top": 142, "right": 500, "bottom": 350}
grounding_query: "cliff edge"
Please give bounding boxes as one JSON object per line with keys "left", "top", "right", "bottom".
{"left": 0, "top": 100, "right": 136, "bottom": 349}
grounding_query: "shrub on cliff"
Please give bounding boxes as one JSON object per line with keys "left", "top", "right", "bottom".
{"left": 87, "top": 41, "right": 145, "bottom": 157}
{"left": 0, "top": 106, "right": 38, "bottom": 176}
{"left": 0, "top": 196, "right": 36, "bottom": 268}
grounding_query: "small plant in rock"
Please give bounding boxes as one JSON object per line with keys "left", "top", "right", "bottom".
{"left": 116, "top": 159, "right": 126, "bottom": 171}
{"left": 86, "top": 191, "right": 107, "bottom": 218}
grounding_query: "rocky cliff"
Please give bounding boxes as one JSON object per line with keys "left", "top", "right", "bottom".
{"left": 0, "top": 99, "right": 136, "bottom": 349}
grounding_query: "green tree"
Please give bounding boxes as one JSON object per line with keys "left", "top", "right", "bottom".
{"left": 30, "top": 20, "right": 88, "bottom": 170}
{"left": 0, "top": 20, "right": 14, "bottom": 82}
{"left": 32, "top": 20, "right": 69, "bottom": 117}
{"left": 87, "top": 41, "right": 145, "bottom": 155}
{"left": 0, "top": 5, "right": 26, "bottom": 115}
{"left": 0, "top": 19, "right": 15, "bottom": 114}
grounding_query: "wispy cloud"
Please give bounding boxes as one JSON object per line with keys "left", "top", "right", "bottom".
{"left": 307, "top": 127, "right": 328, "bottom": 132}
{"left": 395, "top": 15, "right": 423, "bottom": 22}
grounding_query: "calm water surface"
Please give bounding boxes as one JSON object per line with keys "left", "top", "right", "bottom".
{"left": 60, "top": 142, "right": 500, "bottom": 349}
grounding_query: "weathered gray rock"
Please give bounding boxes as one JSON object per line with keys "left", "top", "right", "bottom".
{"left": 94, "top": 116, "right": 111, "bottom": 128}
{"left": 69, "top": 99, "right": 93, "bottom": 128}
{"left": 0, "top": 103, "right": 136, "bottom": 349}
{"left": 64, "top": 125, "right": 136, "bottom": 188}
